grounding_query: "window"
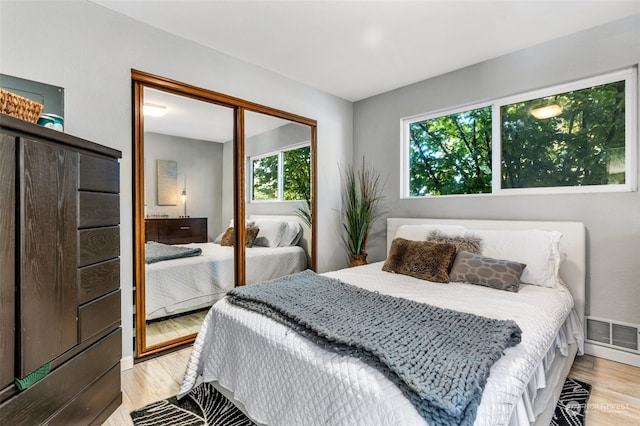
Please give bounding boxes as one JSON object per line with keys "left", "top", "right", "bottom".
{"left": 250, "top": 144, "right": 311, "bottom": 202}
{"left": 283, "top": 145, "right": 311, "bottom": 201}
{"left": 407, "top": 106, "right": 492, "bottom": 196}
{"left": 251, "top": 154, "right": 279, "bottom": 200}
{"left": 403, "top": 68, "right": 637, "bottom": 197}
{"left": 500, "top": 81, "right": 626, "bottom": 190}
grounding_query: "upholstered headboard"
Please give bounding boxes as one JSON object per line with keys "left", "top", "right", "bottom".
{"left": 387, "top": 218, "right": 586, "bottom": 327}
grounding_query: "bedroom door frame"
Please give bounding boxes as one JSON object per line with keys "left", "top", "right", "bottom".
{"left": 132, "top": 69, "right": 317, "bottom": 358}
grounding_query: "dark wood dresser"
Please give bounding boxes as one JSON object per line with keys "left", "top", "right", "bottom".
{"left": 0, "top": 114, "right": 122, "bottom": 425}
{"left": 145, "top": 217, "right": 208, "bottom": 244}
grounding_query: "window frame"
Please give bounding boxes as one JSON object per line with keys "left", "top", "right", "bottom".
{"left": 401, "top": 68, "right": 638, "bottom": 199}
{"left": 249, "top": 141, "right": 311, "bottom": 203}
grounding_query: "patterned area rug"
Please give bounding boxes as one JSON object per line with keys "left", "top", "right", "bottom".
{"left": 132, "top": 378, "right": 591, "bottom": 426}
{"left": 130, "top": 382, "right": 255, "bottom": 426}
{"left": 551, "top": 378, "right": 592, "bottom": 426}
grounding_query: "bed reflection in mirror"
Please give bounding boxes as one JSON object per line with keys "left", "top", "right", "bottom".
{"left": 142, "top": 87, "right": 235, "bottom": 349}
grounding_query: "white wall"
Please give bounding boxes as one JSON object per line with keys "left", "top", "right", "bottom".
{"left": 0, "top": 0, "right": 353, "bottom": 361}
{"left": 353, "top": 15, "right": 640, "bottom": 333}
{"left": 144, "top": 132, "right": 225, "bottom": 240}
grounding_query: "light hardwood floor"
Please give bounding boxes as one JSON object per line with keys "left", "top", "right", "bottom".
{"left": 568, "top": 354, "right": 640, "bottom": 425}
{"left": 145, "top": 310, "right": 208, "bottom": 347}
{"left": 102, "top": 347, "right": 192, "bottom": 426}
{"left": 103, "top": 351, "right": 640, "bottom": 425}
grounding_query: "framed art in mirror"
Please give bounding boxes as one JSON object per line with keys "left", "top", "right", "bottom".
{"left": 156, "top": 160, "right": 178, "bottom": 206}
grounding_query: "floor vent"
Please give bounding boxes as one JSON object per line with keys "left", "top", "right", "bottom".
{"left": 586, "top": 316, "right": 640, "bottom": 353}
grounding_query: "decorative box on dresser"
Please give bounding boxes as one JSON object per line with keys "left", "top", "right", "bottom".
{"left": 145, "top": 217, "right": 208, "bottom": 244}
{"left": 0, "top": 114, "right": 122, "bottom": 425}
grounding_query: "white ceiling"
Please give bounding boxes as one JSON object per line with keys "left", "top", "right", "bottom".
{"left": 143, "top": 88, "right": 233, "bottom": 142}
{"left": 94, "top": 0, "right": 640, "bottom": 102}
{"left": 144, "top": 87, "right": 292, "bottom": 142}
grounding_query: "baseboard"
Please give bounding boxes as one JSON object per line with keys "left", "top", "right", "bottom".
{"left": 584, "top": 342, "right": 640, "bottom": 367}
{"left": 120, "top": 356, "right": 134, "bottom": 371}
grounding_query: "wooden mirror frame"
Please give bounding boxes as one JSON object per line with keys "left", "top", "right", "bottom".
{"left": 132, "top": 70, "right": 317, "bottom": 358}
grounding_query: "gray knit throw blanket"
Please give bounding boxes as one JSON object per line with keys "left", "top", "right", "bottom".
{"left": 145, "top": 241, "right": 202, "bottom": 264}
{"left": 227, "top": 270, "right": 522, "bottom": 426}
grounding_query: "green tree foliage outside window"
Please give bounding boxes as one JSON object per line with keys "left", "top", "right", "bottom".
{"left": 407, "top": 76, "right": 628, "bottom": 197}
{"left": 251, "top": 145, "right": 311, "bottom": 202}
{"left": 409, "top": 106, "right": 492, "bottom": 196}
{"left": 283, "top": 145, "right": 311, "bottom": 201}
{"left": 501, "top": 81, "right": 626, "bottom": 189}
{"left": 252, "top": 154, "right": 278, "bottom": 200}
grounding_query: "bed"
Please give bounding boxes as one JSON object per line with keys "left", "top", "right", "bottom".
{"left": 179, "top": 218, "right": 585, "bottom": 425}
{"left": 145, "top": 215, "right": 309, "bottom": 321}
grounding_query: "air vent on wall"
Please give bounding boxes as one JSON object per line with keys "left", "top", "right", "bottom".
{"left": 586, "top": 316, "right": 640, "bottom": 354}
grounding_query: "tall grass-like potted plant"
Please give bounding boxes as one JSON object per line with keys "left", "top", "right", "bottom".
{"left": 340, "top": 158, "right": 386, "bottom": 267}
{"left": 295, "top": 197, "right": 312, "bottom": 227}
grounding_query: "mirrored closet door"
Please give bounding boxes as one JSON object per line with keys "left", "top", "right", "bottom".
{"left": 244, "top": 111, "right": 313, "bottom": 280}
{"left": 133, "top": 71, "right": 317, "bottom": 358}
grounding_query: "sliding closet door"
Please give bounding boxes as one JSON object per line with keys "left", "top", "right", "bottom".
{"left": 244, "top": 111, "right": 313, "bottom": 272}
{"left": 133, "top": 70, "right": 316, "bottom": 357}
{"left": 139, "top": 86, "right": 235, "bottom": 352}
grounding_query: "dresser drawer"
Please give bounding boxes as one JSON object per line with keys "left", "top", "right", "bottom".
{"left": 145, "top": 219, "right": 159, "bottom": 242}
{"left": 0, "top": 329, "right": 121, "bottom": 425}
{"left": 158, "top": 218, "right": 207, "bottom": 241}
{"left": 147, "top": 218, "right": 207, "bottom": 244}
{"left": 79, "top": 290, "right": 120, "bottom": 342}
{"left": 78, "top": 192, "right": 120, "bottom": 228}
{"left": 78, "top": 226, "right": 120, "bottom": 267}
{"left": 78, "top": 259, "right": 120, "bottom": 305}
{"left": 78, "top": 154, "right": 119, "bottom": 193}
{"left": 46, "top": 363, "right": 121, "bottom": 426}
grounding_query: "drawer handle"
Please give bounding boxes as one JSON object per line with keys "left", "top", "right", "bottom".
{"left": 180, "top": 226, "right": 190, "bottom": 230}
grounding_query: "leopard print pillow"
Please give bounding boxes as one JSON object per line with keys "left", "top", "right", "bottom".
{"left": 426, "top": 231, "right": 481, "bottom": 254}
{"left": 220, "top": 226, "right": 260, "bottom": 247}
{"left": 382, "top": 238, "right": 457, "bottom": 283}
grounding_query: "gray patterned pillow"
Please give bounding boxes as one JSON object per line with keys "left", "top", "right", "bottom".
{"left": 449, "top": 251, "right": 526, "bottom": 292}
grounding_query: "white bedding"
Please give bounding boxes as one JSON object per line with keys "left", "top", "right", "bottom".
{"left": 145, "top": 242, "right": 307, "bottom": 320}
{"left": 180, "top": 262, "right": 582, "bottom": 425}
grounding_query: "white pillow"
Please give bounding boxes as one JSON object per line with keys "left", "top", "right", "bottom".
{"left": 281, "top": 221, "right": 303, "bottom": 246}
{"left": 213, "top": 231, "right": 225, "bottom": 244}
{"left": 470, "top": 229, "right": 564, "bottom": 288}
{"left": 395, "top": 224, "right": 467, "bottom": 241}
{"left": 253, "top": 220, "right": 287, "bottom": 247}
{"left": 251, "top": 219, "right": 303, "bottom": 247}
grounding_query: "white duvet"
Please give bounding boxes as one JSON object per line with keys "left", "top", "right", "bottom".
{"left": 180, "top": 262, "right": 580, "bottom": 425}
{"left": 145, "top": 243, "right": 307, "bottom": 320}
